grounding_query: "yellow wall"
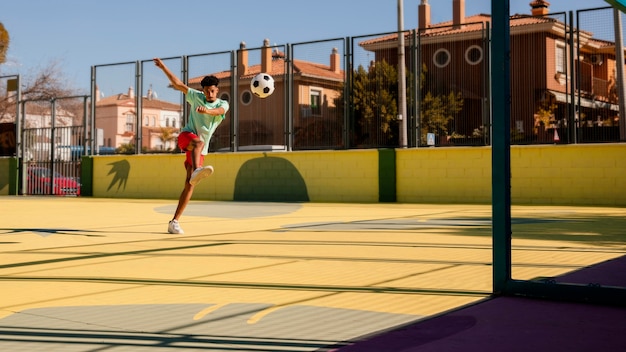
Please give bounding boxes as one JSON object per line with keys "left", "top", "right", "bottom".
{"left": 256, "top": 150, "right": 380, "bottom": 202}
{"left": 84, "top": 144, "right": 626, "bottom": 206}
{"left": 397, "top": 144, "right": 626, "bottom": 206}
{"left": 93, "top": 149, "right": 380, "bottom": 203}
{"left": 396, "top": 146, "right": 492, "bottom": 203}
{"left": 509, "top": 144, "right": 626, "bottom": 205}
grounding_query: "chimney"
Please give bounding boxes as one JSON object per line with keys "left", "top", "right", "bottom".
{"left": 530, "top": 0, "right": 550, "bottom": 16}
{"left": 238, "top": 41, "right": 248, "bottom": 76}
{"left": 330, "top": 47, "right": 340, "bottom": 73}
{"left": 128, "top": 86, "right": 134, "bottom": 99}
{"left": 453, "top": 0, "right": 465, "bottom": 29}
{"left": 418, "top": 0, "right": 431, "bottom": 29}
{"left": 261, "top": 38, "right": 272, "bottom": 73}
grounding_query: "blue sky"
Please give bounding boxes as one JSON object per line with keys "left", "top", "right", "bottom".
{"left": 0, "top": 0, "right": 612, "bottom": 94}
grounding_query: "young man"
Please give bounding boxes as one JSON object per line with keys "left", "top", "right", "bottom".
{"left": 153, "top": 58, "right": 229, "bottom": 234}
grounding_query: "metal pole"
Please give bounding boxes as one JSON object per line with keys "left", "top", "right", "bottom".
{"left": 90, "top": 66, "right": 96, "bottom": 156}
{"left": 398, "top": 0, "right": 408, "bottom": 148}
{"left": 491, "top": 0, "right": 512, "bottom": 294}
{"left": 50, "top": 99, "right": 56, "bottom": 195}
{"left": 569, "top": 11, "right": 577, "bottom": 144}
{"left": 82, "top": 96, "right": 88, "bottom": 157}
{"left": 415, "top": 30, "right": 422, "bottom": 147}
{"left": 14, "top": 75, "right": 22, "bottom": 195}
{"left": 135, "top": 61, "right": 142, "bottom": 154}
{"left": 345, "top": 37, "right": 352, "bottom": 149}
{"left": 614, "top": 9, "right": 626, "bottom": 140}
{"left": 230, "top": 50, "right": 238, "bottom": 152}
{"left": 286, "top": 45, "right": 293, "bottom": 151}
{"left": 182, "top": 56, "right": 189, "bottom": 128}
{"left": 20, "top": 100, "right": 27, "bottom": 194}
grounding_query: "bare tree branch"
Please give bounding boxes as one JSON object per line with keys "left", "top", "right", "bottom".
{"left": 1, "top": 60, "right": 81, "bottom": 122}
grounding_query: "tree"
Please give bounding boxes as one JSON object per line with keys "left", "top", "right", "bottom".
{"left": 0, "top": 23, "right": 8, "bottom": 64}
{"left": 19, "top": 60, "right": 79, "bottom": 100}
{"left": 335, "top": 59, "right": 400, "bottom": 147}
{"left": 534, "top": 100, "right": 556, "bottom": 134}
{"left": 420, "top": 91, "right": 464, "bottom": 142}
{"left": 116, "top": 143, "right": 135, "bottom": 154}
{"left": 2, "top": 21, "right": 81, "bottom": 120}
{"left": 158, "top": 127, "right": 177, "bottom": 151}
{"left": 335, "top": 59, "right": 463, "bottom": 147}
{"left": 418, "top": 64, "right": 464, "bottom": 143}
{"left": 0, "top": 60, "right": 81, "bottom": 123}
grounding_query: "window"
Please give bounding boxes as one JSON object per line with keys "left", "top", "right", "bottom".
{"left": 125, "top": 114, "right": 134, "bottom": 132}
{"left": 556, "top": 43, "right": 566, "bottom": 73}
{"left": 433, "top": 48, "right": 451, "bottom": 68}
{"left": 465, "top": 45, "right": 483, "bottom": 65}
{"left": 241, "top": 90, "right": 252, "bottom": 105}
{"left": 166, "top": 118, "right": 170, "bottom": 127}
{"left": 220, "top": 92, "right": 230, "bottom": 102}
{"left": 145, "top": 115, "right": 157, "bottom": 126}
{"left": 310, "top": 89, "right": 321, "bottom": 115}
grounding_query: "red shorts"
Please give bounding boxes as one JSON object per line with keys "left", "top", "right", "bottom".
{"left": 178, "top": 131, "right": 204, "bottom": 168}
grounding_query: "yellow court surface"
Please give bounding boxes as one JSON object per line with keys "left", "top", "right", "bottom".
{"left": 1, "top": 197, "right": 625, "bottom": 351}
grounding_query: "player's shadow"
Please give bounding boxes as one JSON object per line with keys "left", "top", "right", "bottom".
{"left": 234, "top": 155, "right": 309, "bottom": 202}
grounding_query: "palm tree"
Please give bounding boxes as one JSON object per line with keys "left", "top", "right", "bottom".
{"left": 158, "top": 127, "right": 178, "bottom": 151}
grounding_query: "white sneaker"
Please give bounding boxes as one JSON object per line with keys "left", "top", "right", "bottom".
{"left": 168, "top": 219, "right": 184, "bottom": 234}
{"left": 189, "top": 165, "right": 214, "bottom": 186}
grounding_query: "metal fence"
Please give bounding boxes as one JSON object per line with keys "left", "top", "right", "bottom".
{"left": 21, "top": 97, "right": 89, "bottom": 196}
{"left": 84, "top": 6, "right": 622, "bottom": 155}
{"left": 576, "top": 7, "right": 625, "bottom": 143}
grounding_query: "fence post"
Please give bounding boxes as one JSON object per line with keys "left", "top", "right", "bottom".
{"left": 345, "top": 37, "right": 352, "bottom": 149}
{"left": 135, "top": 60, "right": 142, "bottom": 154}
{"left": 491, "top": 0, "right": 512, "bottom": 295}
{"left": 614, "top": 9, "right": 626, "bottom": 140}
{"left": 230, "top": 50, "right": 237, "bottom": 153}
{"left": 286, "top": 44, "right": 293, "bottom": 151}
{"left": 397, "top": 0, "right": 408, "bottom": 148}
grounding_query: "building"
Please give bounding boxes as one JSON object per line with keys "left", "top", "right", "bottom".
{"left": 95, "top": 86, "right": 182, "bottom": 151}
{"left": 0, "top": 95, "right": 80, "bottom": 160}
{"left": 360, "top": 0, "right": 622, "bottom": 144}
{"left": 187, "top": 39, "right": 345, "bottom": 150}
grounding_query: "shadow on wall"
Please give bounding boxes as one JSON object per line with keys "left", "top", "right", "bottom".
{"left": 234, "top": 155, "right": 309, "bottom": 202}
{"left": 107, "top": 160, "right": 130, "bottom": 191}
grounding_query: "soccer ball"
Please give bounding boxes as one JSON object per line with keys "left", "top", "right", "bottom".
{"left": 250, "top": 73, "right": 275, "bottom": 98}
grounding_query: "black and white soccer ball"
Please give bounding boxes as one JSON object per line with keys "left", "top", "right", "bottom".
{"left": 250, "top": 73, "right": 275, "bottom": 98}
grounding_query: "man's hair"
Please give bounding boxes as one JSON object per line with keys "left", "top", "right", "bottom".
{"left": 201, "top": 75, "right": 219, "bottom": 87}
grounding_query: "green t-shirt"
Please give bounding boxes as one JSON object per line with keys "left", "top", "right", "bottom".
{"left": 182, "top": 88, "right": 229, "bottom": 155}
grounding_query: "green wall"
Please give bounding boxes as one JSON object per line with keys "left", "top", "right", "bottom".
{"left": 0, "top": 157, "right": 18, "bottom": 195}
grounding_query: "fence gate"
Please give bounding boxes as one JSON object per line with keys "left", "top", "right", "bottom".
{"left": 20, "top": 96, "right": 89, "bottom": 196}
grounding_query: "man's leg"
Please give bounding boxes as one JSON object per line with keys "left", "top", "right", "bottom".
{"left": 173, "top": 162, "right": 194, "bottom": 221}
{"left": 189, "top": 137, "right": 204, "bottom": 170}
{"left": 169, "top": 133, "right": 200, "bottom": 234}
{"left": 168, "top": 162, "right": 194, "bottom": 234}
{"left": 188, "top": 137, "right": 213, "bottom": 186}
